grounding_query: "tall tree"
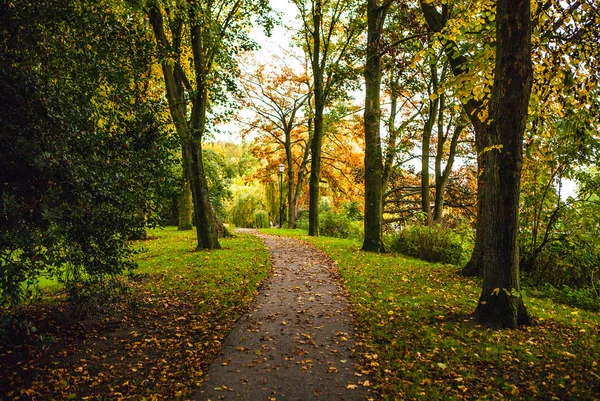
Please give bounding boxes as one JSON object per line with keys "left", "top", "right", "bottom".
{"left": 472, "top": 0, "right": 533, "bottom": 328}
{"left": 237, "top": 61, "right": 311, "bottom": 228}
{"left": 363, "top": 0, "right": 393, "bottom": 251}
{"left": 147, "top": 0, "right": 272, "bottom": 250}
{"left": 292, "top": 0, "right": 362, "bottom": 236}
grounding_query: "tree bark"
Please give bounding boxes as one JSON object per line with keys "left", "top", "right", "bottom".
{"left": 362, "top": 0, "right": 391, "bottom": 252}
{"left": 473, "top": 0, "right": 533, "bottom": 329}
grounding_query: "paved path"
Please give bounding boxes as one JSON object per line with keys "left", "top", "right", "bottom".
{"left": 195, "top": 231, "right": 371, "bottom": 400}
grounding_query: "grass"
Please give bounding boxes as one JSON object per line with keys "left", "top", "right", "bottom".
{"left": 1, "top": 227, "right": 271, "bottom": 400}
{"left": 262, "top": 229, "right": 600, "bottom": 401}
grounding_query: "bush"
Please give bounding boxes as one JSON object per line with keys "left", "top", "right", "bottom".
{"left": 530, "top": 283, "right": 600, "bottom": 312}
{"left": 386, "top": 225, "right": 468, "bottom": 265}
{"left": 320, "top": 211, "right": 362, "bottom": 239}
{"left": 295, "top": 208, "right": 362, "bottom": 239}
{"left": 254, "top": 210, "right": 269, "bottom": 229}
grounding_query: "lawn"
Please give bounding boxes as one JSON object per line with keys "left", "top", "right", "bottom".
{"left": 0, "top": 227, "right": 271, "bottom": 400}
{"left": 262, "top": 228, "right": 600, "bottom": 401}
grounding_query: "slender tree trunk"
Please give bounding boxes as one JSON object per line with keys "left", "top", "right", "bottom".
{"left": 308, "top": 2, "right": 323, "bottom": 237}
{"left": 474, "top": 0, "right": 533, "bottom": 329}
{"left": 433, "top": 120, "right": 464, "bottom": 224}
{"left": 362, "top": 0, "right": 390, "bottom": 252}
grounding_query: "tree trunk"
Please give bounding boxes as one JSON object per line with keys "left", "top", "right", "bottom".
{"left": 421, "top": 68, "right": 439, "bottom": 226}
{"left": 474, "top": 0, "right": 533, "bottom": 329}
{"left": 433, "top": 120, "right": 463, "bottom": 224}
{"left": 308, "top": 2, "right": 323, "bottom": 237}
{"left": 362, "top": 0, "right": 390, "bottom": 252}
{"left": 184, "top": 139, "right": 221, "bottom": 250}
{"left": 178, "top": 178, "right": 193, "bottom": 230}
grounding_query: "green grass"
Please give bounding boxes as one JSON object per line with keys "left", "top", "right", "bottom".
{"left": 261, "top": 229, "right": 600, "bottom": 401}
{"left": 2, "top": 227, "right": 272, "bottom": 400}
{"left": 133, "top": 226, "right": 271, "bottom": 314}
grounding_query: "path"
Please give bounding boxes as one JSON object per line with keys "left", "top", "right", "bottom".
{"left": 195, "top": 230, "right": 371, "bottom": 400}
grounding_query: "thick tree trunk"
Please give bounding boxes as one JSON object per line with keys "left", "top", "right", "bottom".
{"left": 308, "top": 3, "right": 323, "bottom": 237}
{"left": 474, "top": 0, "right": 533, "bottom": 329}
{"left": 362, "top": 0, "right": 390, "bottom": 252}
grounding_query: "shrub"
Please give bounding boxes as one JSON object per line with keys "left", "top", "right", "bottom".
{"left": 530, "top": 283, "right": 600, "bottom": 312}
{"left": 320, "top": 211, "right": 362, "bottom": 239}
{"left": 295, "top": 208, "right": 362, "bottom": 239}
{"left": 386, "top": 225, "right": 468, "bottom": 265}
{"left": 254, "top": 210, "right": 269, "bottom": 229}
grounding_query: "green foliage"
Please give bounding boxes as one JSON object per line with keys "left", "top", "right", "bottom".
{"left": 230, "top": 191, "right": 264, "bottom": 228}
{"left": 530, "top": 283, "right": 600, "bottom": 312}
{"left": 386, "top": 225, "right": 469, "bottom": 265}
{"left": 297, "top": 205, "right": 362, "bottom": 239}
{"left": 204, "top": 147, "right": 235, "bottom": 222}
{"left": 0, "top": 0, "right": 177, "bottom": 306}
{"left": 253, "top": 210, "right": 269, "bottom": 229}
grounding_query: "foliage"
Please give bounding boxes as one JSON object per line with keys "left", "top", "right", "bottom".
{"left": 203, "top": 146, "right": 235, "bottom": 222}
{"left": 229, "top": 190, "right": 265, "bottom": 229}
{"left": 297, "top": 204, "right": 362, "bottom": 239}
{"left": 271, "top": 231, "right": 600, "bottom": 400}
{"left": 386, "top": 225, "right": 469, "bottom": 265}
{"left": 0, "top": 0, "right": 177, "bottom": 307}
{"left": 530, "top": 283, "right": 600, "bottom": 312}
{"left": 253, "top": 210, "right": 269, "bottom": 229}
{"left": 0, "top": 228, "right": 271, "bottom": 399}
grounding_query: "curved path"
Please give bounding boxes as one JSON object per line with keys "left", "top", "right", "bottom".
{"left": 195, "top": 230, "right": 371, "bottom": 400}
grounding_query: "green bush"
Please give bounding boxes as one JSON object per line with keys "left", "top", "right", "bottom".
{"left": 531, "top": 283, "right": 600, "bottom": 312}
{"left": 386, "top": 225, "right": 468, "bottom": 265}
{"left": 254, "top": 210, "right": 269, "bottom": 229}
{"left": 295, "top": 208, "right": 362, "bottom": 239}
{"left": 320, "top": 211, "right": 362, "bottom": 239}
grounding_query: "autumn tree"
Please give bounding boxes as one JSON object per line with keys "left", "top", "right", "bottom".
{"left": 146, "top": 0, "right": 273, "bottom": 250}
{"left": 237, "top": 60, "right": 311, "bottom": 228}
{"left": 292, "top": 0, "right": 363, "bottom": 236}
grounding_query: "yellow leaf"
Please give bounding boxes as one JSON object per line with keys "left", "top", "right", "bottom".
{"left": 491, "top": 288, "right": 500, "bottom": 296}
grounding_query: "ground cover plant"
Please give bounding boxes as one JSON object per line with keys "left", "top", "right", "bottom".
{"left": 0, "top": 228, "right": 270, "bottom": 400}
{"left": 263, "top": 228, "right": 600, "bottom": 400}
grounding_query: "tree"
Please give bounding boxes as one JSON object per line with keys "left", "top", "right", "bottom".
{"left": 237, "top": 60, "right": 311, "bottom": 228}
{"left": 0, "top": 0, "right": 177, "bottom": 306}
{"left": 292, "top": 0, "right": 363, "bottom": 236}
{"left": 146, "top": 0, "right": 273, "bottom": 250}
{"left": 473, "top": 0, "right": 533, "bottom": 328}
{"left": 420, "top": 0, "right": 533, "bottom": 328}
{"left": 363, "top": 0, "right": 394, "bottom": 251}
